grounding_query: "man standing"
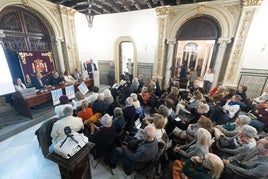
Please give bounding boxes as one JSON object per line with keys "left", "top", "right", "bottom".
{"left": 86, "top": 59, "right": 97, "bottom": 80}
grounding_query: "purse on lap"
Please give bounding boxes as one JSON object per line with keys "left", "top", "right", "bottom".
{"left": 54, "top": 127, "right": 88, "bottom": 159}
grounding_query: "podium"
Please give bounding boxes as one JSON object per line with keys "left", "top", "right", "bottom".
{"left": 47, "top": 142, "right": 95, "bottom": 179}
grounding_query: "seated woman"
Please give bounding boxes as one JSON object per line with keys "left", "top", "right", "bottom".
{"left": 170, "top": 128, "right": 212, "bottom": 161}
{"left": 172, "top": 115, "right": 214, "bottom": 143}
{"left": 14, "top": 78, "right": 26, "bottom": 91}
{"left": 219, "top": 94, "right": 241, "bottom": 125}
{"left": 253, "top": 87, "right": 268, "bottom": 104}
{"left": 89, "top": 114, "right": 117, "bottom": 159}
{"left": 63, "top": 70, "right": 76, "bottom": 84}
{"left": 214, "top": 114, "right": 251, "bottom": 139}
{"left": 112, "top": 107, "right": 126, "bottom": 133}
{"left": 180, "top": 153, "right": 224, "bottom": 179}
{"left": 176, "top": 91, "right": 203, "bottom": 116}
{"left": 216, "top": 125, "right": 257, "bottom": 156}
{"left": 130, "top": 93, "right": 145, "bottom": 121}
{"left": 72, "top": 91, "right": 87, "bottom": 111}
{"left": 77, "top": 100, "right": 93, "bottom": 122}
{"left": 138, "top": 86, "right": 151, "bottom": 106}
{"left": 103, "top": 88, "right": 114, "bottom": 106}
{"left": 250, "top": 99, "right": 268, "bottom": 131}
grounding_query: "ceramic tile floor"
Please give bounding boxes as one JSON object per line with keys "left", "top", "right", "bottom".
{"left": 0, "top": 121, "right": 146, "bottom": 179}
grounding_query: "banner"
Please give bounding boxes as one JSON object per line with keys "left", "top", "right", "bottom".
{"left": 17, "top": 51, "right": 55, "bottom": 87}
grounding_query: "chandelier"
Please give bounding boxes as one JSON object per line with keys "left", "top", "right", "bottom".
{"left": 86, "top": 0, "right": 94, "bottom": 28}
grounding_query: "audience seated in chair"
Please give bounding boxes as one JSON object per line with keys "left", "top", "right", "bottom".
{"left": 112, "top": 107, "right": 126, "bottom": 133}
{"left": 77, "top": 100, "right": 93, "bottom": 122}
{"left": 89, "top": 114, "right": 117, "bottom": 160}
{"left": 110, "top": 125, "right": 159, "bottom": 175}
{"left": 92, "top": 93, "right": 109, "bottom": 115}
{"left": 50, "top": 106, "right": 84, "bottom": 151}
{"left": 221, "top": 137, "right": 268, "bottom": 179}
{"left": 54, "top": 95, "right": 72, "bottom": 118}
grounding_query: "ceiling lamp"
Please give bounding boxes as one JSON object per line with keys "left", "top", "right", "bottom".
{"left": 86, "top": 0, "right": 94, "bottom": 28}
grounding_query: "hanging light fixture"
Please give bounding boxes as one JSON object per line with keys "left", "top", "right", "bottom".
{"left": 86, "top": 0, "right": 94, "bottom": 28}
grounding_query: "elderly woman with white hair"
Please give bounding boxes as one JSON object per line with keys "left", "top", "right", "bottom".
{"left": 103, "top": 88, "right": 114, "bottom": 106}
{"left": 89, "top": 113, "right": 117, "bottom": 159}
{"left": 130, "top": 93, "right": 145, "bottom": 121}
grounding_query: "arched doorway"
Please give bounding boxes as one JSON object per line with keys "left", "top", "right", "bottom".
{"left": 114, "top": 36, "right": 137, "bottom": 82}
{"left": 172, "top": 16, "right": 221, "bottom": 80}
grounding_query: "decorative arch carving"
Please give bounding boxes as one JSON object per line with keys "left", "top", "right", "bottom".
{"left": 0, "top": 6, "right": 51, "bottom": 51}
{"left": 176, "top": 16, "right": 221, "bottom": 40}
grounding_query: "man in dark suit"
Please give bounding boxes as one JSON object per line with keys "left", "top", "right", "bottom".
{"left": 32, "top": 72, "right": 46, "bottom": 89}
{"left": 86, "top": 59, "right": 97, "bottom": 79}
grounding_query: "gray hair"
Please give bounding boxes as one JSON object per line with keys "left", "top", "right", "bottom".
{"left": 130, "top": 93, "right": 138, "bottom": 101}
{"left": 101, "top": 113, "right": 112, "bottom": 127}
{"left": 197, "top": 103, "right": 210, "bottom": 113}
{"left": 242, "top": 125, "right": 257, "bottom": 138}
{"left": 143, "top": 125, "right": 156, "bottom": 139}
{"left": 63, "top": 106, "right": 73, "bottom": 116}
{"left": 157, "top": 105, "right": 169, "bottom": 118}
{"left": 238, "top": 115, "right": 251, "bottom": 125}
{"left": 114, "top": 107, "right": 123, "bottom": 118}
{"left": 125, "top": 97, "right": 133, "bottom": 105}
{"left": 103, "top": 89, "right": 112, "bottom": 97}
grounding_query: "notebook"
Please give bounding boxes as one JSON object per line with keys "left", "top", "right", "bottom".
{"left": 20, "top": 87, "right": 36, "bottom": 97}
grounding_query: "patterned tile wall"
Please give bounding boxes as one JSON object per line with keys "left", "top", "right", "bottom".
{"left": 98, "top": 61, "right": 154, "bottom": 86}
{"left": 238, "top": 68, "right": 268, "bottom": 99}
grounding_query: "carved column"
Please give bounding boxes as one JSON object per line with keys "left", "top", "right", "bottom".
{"left": 53, "top": 36, "right": 65, "bottom": 74}
{"left": 223, "top": 0, "right": 263, "bottom": 86}
{"left": 154, "top": 6, "right": 170, "bottom": 88}
{"left": 164, "top": 39, "right": 176, "bottom": 89}
{"left": 213, "top": 37, "right": 232, "bottom": 87}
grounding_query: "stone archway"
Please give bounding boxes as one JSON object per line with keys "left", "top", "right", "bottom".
{"left": 114, "top": 36, "right": 137, "bottom": 82}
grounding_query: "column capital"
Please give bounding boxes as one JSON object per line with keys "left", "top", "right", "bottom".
{"left": 155, "top": 6, "right": 171, "bottom": 16}
{"left": 243, "top": 0, "right": 263, "bottom": 7}
{"left": 51, "top": 36, "right": 64, "bottom": 44}
{"left": 217, "top": 37, "right": 232, "bottom": 45}
{"left": 166, "top": 39, "right": 176, "bottom": 45}
{"left": 0, "top": 30, "right": 5, "bottom": 39}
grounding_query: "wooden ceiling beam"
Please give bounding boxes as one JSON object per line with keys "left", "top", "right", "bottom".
{"left": 118, "top": 0, "right": 131, "bottom": 11}
{"left": 147, "top": 0, "right": 153, "bottom": 8}
{"left": 132, "top": 0, "right": 141, "bottom": 10}
{"left": 104, "top": 1, "right": 121, "bottom": 13}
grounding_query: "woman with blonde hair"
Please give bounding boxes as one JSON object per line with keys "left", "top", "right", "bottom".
{"left": 181, "top": 153, "right": 224, "bottom": 179}
{"left": 77, "top": 100, "right": 93, "bottom": 122}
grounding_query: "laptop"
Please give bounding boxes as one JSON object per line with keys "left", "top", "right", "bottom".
{"left": 20, "top": 87, "right": 37, "bottom": 97}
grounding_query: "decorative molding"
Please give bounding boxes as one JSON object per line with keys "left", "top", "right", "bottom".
{"left": 226, "top": 10, "right": 252, "bottom": 82}
{"left": 243, "top": 0, "right": 263, "bottom": 6}
{"left": 156, "top": 18, "right": 165, "bottom": 76}
{"left": 50, "top": 8, "right": 59, "bottom": 17}
{"left": 198, "top": 5, "right": 205, "bottom": 15}
{"left": 60, "top": 7, "right": 76, "bottom": 16}
{"left": 225, "top": 4, "right": 240, "bottom": 17}
{"left": 166, "top": 39, "right": 176, "bottom": 45}
{"left": 155, "top": 6, "right": 170, "bottom": 16}
{"left": 21, "top": 0, "right": 32, "bottom": 7}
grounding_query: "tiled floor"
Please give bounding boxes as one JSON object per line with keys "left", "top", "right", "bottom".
{"left": 0, "top": 119, "right": 144, "bottom": 179}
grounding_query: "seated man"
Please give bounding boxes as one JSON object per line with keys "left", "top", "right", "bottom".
{"left": 48, "top": 71, "right": 63, "bottom": 86}
{"left": 50, "top": 106, "right": 84, "bottom": 150}
{"left": 32, "top": 72, "right": 46, "bottom": 89}
{"left": 110, "top": 125, "right": 159, "bottom": 175}
{"left": 222, "top": 137, "right": 268, "bottom": 178}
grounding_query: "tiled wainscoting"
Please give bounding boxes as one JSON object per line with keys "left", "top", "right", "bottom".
{"left": 238, "top": 68, "right": 268, "bottom": 99}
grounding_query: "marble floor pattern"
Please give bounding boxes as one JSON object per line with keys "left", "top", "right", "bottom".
{"left": 0, "top": 119, "right": 149, "bottom": 179}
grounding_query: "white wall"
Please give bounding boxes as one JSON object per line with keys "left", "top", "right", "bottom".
{"left": 75, "top": 9, "right": 157, "bottom": 63}
{"left": 242, "top": 0, "right": 268, "bottom": 69}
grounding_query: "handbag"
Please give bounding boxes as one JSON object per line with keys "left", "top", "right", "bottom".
{"left": 54, "top": 132, "right": 88, "bottom": 159}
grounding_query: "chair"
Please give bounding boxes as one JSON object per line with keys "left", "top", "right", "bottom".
{"left": 91, "top": 137, "right": 116, "bottom": 175}
{"left": 134, "top": 142, "right": 165, "bottom": 179}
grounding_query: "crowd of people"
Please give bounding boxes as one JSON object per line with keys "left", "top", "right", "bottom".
{"left": 34, "top": 65, "right": 268, "bottom": 179}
